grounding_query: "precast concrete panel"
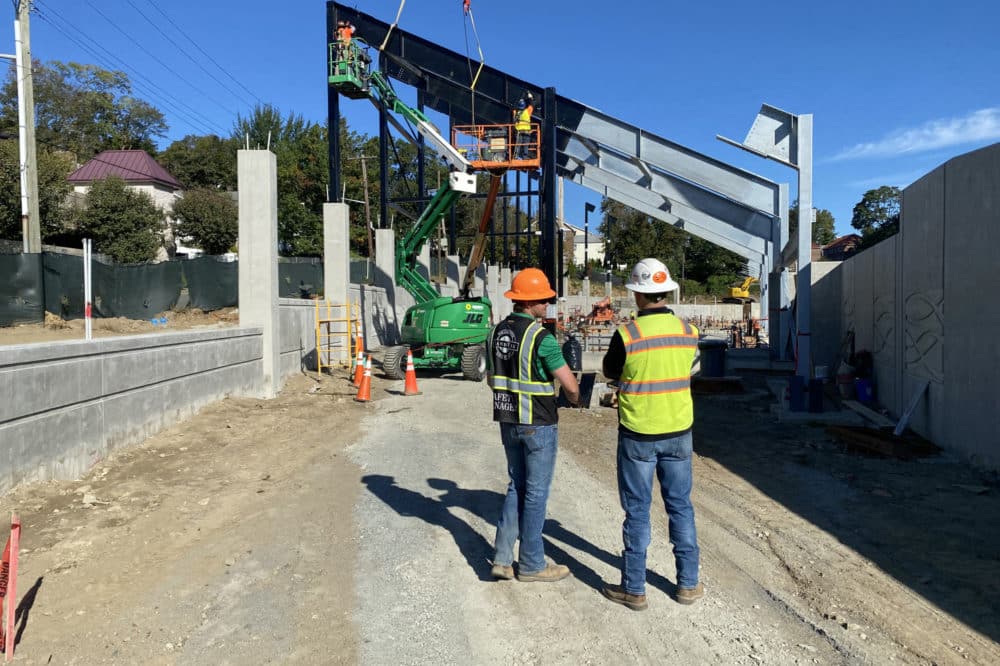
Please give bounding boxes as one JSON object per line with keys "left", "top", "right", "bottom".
{"left": 900, "top": 168, "right": 947, "bottom": 445}
{"left": 871, "top": 237, "right": 900, "bottom": 415}
{"left": 942, "top": 144, "right": 1000, "bottom": 465}
{"left": 0, "top": 328, "right": 264, "bottom": 494}
{"left": 809, "top": 262, "right": 844, "bottom": 373}
{"left": 851, "top": 248, "right": 876, "bottom": 355}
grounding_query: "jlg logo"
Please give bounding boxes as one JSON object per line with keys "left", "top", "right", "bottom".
{"left": 462, "top": 313, "right": 484, "bottom": 324}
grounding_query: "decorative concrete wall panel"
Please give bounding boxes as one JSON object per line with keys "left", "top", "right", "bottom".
{"left": 871, "top": 237, "right": 900, "bottom": 414}
{"left": 942, "top": 145, "right": 1000, "bottom": 465}
{"left": 900, "top": 167, "right": 947, "bottom": 445}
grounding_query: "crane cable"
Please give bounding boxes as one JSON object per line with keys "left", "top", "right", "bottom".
{"left": 379, "top": 0, "right": 407, "bottom": 52}
{"left": 463, "top": 3, "right": 486, "bottom": 125}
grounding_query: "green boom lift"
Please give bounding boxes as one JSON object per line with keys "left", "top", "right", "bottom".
{"left": 330, "top": 37, "right": 492, "bottom": 381}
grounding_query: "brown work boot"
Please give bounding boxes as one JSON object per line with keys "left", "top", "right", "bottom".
{"left": 516, "top": 564, "right": 570, "bottom": 583}
{"left": 675, "top": 582, "right": 705, "bottom": 605}
{"left": 601, "top": 584, "right": 648, "bottom": 611}
{"left": 491, "top": 563, "right": 515, "bottom": 580}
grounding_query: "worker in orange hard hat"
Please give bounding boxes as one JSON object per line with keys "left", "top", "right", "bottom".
{"left": 486, "top": 267, "right": 580, "bottom": 583}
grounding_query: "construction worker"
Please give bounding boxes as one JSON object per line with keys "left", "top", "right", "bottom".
{"left": 335, "top": 20, "right": 355, "bottom": 71}
{"left": 513, "top": 92, "right": 535, "bottom": 159}
{"left": 601, "top": 258, "right": 704, "bottom": 610}
{"left": 487, "top": 268, "right": 580, "bottom": 583}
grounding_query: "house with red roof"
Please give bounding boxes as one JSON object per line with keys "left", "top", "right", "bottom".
{"left": 68, "top": 150, "right": 185, "bottom": 259}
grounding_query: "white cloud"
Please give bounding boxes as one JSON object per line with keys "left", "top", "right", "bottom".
{"left": 845, "top": 169, "right": 928, "bottom": 190}
{"left": 832, "top": 107, "right": 1000, "bottom": 161}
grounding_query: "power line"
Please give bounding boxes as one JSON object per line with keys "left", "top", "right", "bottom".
{"left": 32, "top": 3, "right": 227, "bottom": 137}
{"left": 81, "top": 0, "right": 238, "bottom": 117}
{"left": 140, "top": 0, "right": 263, "bottom": 106}
{"left": 122, "top": 0, "right": 257, "bottom": 110}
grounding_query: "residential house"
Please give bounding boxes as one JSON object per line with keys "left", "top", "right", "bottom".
{"left": 68, "top": 150, "right": 185, "bottom": 260}
{"left": 822, "top": 234, "right": 862, "bottom": 261}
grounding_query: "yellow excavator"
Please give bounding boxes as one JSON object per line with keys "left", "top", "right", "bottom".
{"left": 723, "top": 276, "right": 758, "bottom": 304}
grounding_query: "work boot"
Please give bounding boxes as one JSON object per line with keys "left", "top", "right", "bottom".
{"left": 601, "top": 584, "right": 648, "bottom": 611}
{"left": 491, "top": 563, "right": 515, "bottom": 580}
{"left": 675, "top": 582, "right": 705, "bottom": 605}
{"left": 516, "top": 564, "right": 570, "bottom": 583}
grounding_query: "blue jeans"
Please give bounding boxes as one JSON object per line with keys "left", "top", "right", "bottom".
{"left": 617, "top": 430, "right": 699, "bottom": 594}
{"left": 494, "top": 422, "right": 558, "bottom": 573}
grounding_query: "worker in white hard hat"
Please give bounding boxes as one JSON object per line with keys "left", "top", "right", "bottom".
{"left": 600, "top": 257, "right": 705, "bottom": 610}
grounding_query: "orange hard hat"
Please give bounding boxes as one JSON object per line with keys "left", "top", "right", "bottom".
{"left": 504, "top": 268, "right": 556, "bottom": 302}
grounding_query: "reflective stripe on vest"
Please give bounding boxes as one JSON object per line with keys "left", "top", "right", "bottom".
{"left": 489, "top": 322, "right": 555, "bottom": 423}
{"left": 617, "top": 314, "right": 697, "bottom": 434}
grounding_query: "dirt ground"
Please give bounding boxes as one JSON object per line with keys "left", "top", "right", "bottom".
{"left": 1, "top": 363, "right": 998, "bottom": 664}
{"left": 0, "top": 308, "right": 240, "bottom": 346}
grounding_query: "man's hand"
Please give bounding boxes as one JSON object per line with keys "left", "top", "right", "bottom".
{"left": 553, "top": 365, "right": 581, "bottom": 407}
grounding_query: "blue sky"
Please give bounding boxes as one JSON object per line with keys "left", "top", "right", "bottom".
{"left": 7, "top": 0, "right": 1000, "bottom": 237}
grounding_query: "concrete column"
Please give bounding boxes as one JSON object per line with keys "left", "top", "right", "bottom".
{"left": 323, "top": 202, "right": 351, "bottom": 364}
{"left": 446, "top": 254, "right": 461, "bottom": 294}
{"left": 374, "top": 228, "right": 400, "bottom": 344}
{"left": 417, "top": 244, "right": 431, "bottom": 283}
{"left": 582, "top": 278, "right": 591, "bottom": 312}
{"left": 237, "top": 150, "right": 280, "bottom": 399}
{"left": 675, "top": 287, "right": 680, "bottom": 305}
{"left": 323, "top": 203, "right": 350, "bottom": 305}
{"left": 499, "top": 267, "right": 512, "bottom": 320}
{"left": 605, "top": 279, "right": 612, "bottom": 297}
{"left": 486, "top": 264, "right": 499, "bottom": 305}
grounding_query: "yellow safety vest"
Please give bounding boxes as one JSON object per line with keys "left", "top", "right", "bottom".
{"left": 617, "top": 314, "right": 699, "bottom": 435}
{"left": 514, "top": 107, "right": 532, "bottom": 132}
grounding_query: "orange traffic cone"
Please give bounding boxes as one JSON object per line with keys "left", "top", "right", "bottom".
{"left": 352, "top": 349, "right": 365, "bottom": 387}
{"left": 354, "top": 355, "right": 372, "bottom": 403}
{"left": 403, "top": 349, "right": 421, "bottom": 396}
{"left": 355, "top": 320, "right": 365, "bottom": 355}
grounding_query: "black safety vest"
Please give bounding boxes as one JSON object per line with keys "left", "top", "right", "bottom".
{"left": 487, "top": 315, "right": 558, "bottom": 425}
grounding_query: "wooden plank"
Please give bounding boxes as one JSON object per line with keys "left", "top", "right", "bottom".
{"left": 842, "top": 400, "right": 895, "bottom": 428}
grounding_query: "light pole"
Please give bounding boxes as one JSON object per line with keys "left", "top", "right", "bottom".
{"left": 584, "top": 202, "right": 595, "bottom": 278}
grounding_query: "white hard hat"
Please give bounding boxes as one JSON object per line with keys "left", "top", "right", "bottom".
{"left": 625, "top": 258, "right": 679, "bottom": 293}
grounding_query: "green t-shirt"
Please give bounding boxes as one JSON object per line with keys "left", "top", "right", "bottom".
{"left": 493, "top": 312, "right": 566, "bottom": 379}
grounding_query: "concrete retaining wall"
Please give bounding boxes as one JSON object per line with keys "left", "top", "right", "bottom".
{"left": 0, "top": 328, "right": 262, "bottom": 494}
{"left": 810, "top": 142, "right": 1000, "bottom": 468}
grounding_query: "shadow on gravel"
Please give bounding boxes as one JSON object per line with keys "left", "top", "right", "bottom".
{"left": 694, "top": 376, "right": 1000, "bottom": 642}
{"left": 413, "top": 479, "right": 679, "bottom": 597}
{"left": 362, "top": 475, "right": 495, "bottom": 581}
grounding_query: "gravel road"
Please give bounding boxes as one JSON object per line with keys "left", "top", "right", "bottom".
{"left": 2, "top": 364, "right": 998, "bottom": 665}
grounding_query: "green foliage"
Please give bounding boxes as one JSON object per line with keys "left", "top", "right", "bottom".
{"left": 75, "top": 176, "right": 164, "bottom": 263}
{"left": 172, "top": 188, "right": 238, "bottom": 254}
{"left": 851, "top": 186, "right": 900, "bottom": 248}
{"left": 0, "top": 139, "right": 75, "bottom": 241}
{"left": 788, "top": 200, "right": 836, "bottom": 245}
{"left": 158, "top": 135, "right": 237, "bottom": 190}
{"left": 0, "top": 61, "right": 167, "bottom": 160}
{"left": 232, "top": 105, "right": 329, "bottom": 256}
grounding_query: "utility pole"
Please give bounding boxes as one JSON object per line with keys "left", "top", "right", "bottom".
{"left": 16, "top": 0, "right": 40, "bottom": 253}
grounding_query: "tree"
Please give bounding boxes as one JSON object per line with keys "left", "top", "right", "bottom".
{"left": 172, "top": 188, "right": 238, "bottom": 254}
{"left": 158, "top": 135, "right": 237, "bottom": 190}
{"left": 75, "top": 176, "right": 164, "bottom": 263}
{"left": 232, "top": 105, "right": 329, "bottom": 256}
{"left": 0, "top": 140, "right": 75, "bottom": 241}
{"left": 851, "top": 186, "right": 900, "bottom": 247}
{"left": 788, "top": 200, "right": 836, "bottom": 245}
{"left": 0, "top": 61, "right": 167, "bottom": 160}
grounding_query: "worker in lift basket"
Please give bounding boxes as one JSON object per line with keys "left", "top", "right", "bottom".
{"left": 487, "top": 268, "right": 580, "bottom": 583}
{"left": 334, "top": 20, "right": 355, "bottom": 70}
{"left": 600, "top": 258, "right": 705, "bottom": 610}
{"left": 513, "top": 92, "right": 535, "bottom": 159}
